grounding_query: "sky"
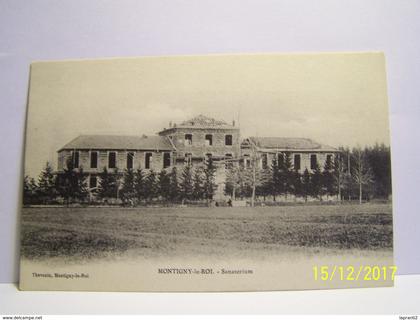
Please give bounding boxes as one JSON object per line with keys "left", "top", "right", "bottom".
{"left": 24, "top": 53, "right": 391, "bottom": 177}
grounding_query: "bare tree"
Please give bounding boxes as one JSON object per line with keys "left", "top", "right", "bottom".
{"left": 352, "top": 148, "right": 374, "bottom": 204}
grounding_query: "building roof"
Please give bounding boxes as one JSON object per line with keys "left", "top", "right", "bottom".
{"left": 179, "top": 114, "right": 232, "bottom": 127}
{"left": 159, "top": 115, "right": 237, "bottom": 133}
{"left": 59, "top": 135, "right": 175, "bottom": 152}
{"left": 246, "top": 137, "right": 337, "bottom": 152}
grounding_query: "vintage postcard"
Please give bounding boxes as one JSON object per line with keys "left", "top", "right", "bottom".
{"left": 20, "top": 53, "right": 394, "bottom": 291}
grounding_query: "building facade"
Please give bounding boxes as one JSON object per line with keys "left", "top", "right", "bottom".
{"left": 57, "top": 115, "right": 338, "bottom": 199}
{"left": 241, "top": 137, "right": 338, "bottom": 172}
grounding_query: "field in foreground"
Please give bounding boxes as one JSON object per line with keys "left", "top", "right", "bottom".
{"left": 21, "top": 204, "right": 393, "bottom": 262}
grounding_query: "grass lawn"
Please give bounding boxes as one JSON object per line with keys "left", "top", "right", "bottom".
{"left": 20, "top": 203, "right": 393, "bottom": 262}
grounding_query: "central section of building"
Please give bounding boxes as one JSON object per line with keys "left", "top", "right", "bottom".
{"left": 158, "top": 114, "right": 240, "bottom": 167}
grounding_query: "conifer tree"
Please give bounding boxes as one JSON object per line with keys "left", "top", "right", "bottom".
{"left": 257, "top": 167, "right": 272, "bottom": 201}
{"left": 311, "top": 162, "right": 323, "bottom": 200}
{"left": 203, "top": 158, "right": 217, "bottom": 201}
{"left": 192, "top": 167, "right": 204, "bottom": 200}
{"left": 291, "top": 169, "right": 302, "bottom": 200}
{"left": 168, "top": 166, "right": 179, "bottom": 202}
{"left": 37, "top": 161, "right": 57, "bottom": 203}
{"left": 97, "top": 167, "right": 118, "bottom": 199}
{"left": 58, "top": 158, "right": 88, "bottom": 204}
{"left": 333, "top": 155, "right": 344, "bottom": 201}
{"left": 144, "top": 170, "right": 158, "bottom": 201}
{"left": 180, "top": 165, "right": 193, "bottom": 202}
{"left": 120, "top": 168, "right": 136, "bottom": 202}
{"left": 134, "top": 168, "right": 146, "bottom": 203}
{"left": 322, "top": 155, "right": 335, "bottom": 198}
{"left": 158, "top": 169, "right": 171, "bottom": 201}
{"left": 270, "top": 158, "right": 281, "bottom": 201}
{"left": 280, "top": 152, "right": 293, "bottom": 199}
{"left": 364, "top": 143, "right": 391, "bottom": 199}
{"left": 75, "top": 167, "right": 89, "bottom": 201}
{"left": 301, "top": 168, "right": 312, "bottom": 202}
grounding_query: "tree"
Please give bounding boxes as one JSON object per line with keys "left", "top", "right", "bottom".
{"left": 352, "top": 148, "right": 374, "bottom": 204}
{"left": 134, "top": 168, "right": 146, "bottom": 203}
{"left": 333, "top": 154, "right": 344, "bottom": 201}
{"left": 57, "top": 158, "right": 88, "bottom": 204}
{"left": 301, "top": 169, "right": 312, "bottom": 202}
{"left": 37, "top": 162, "right": 57, "bottom": 204}
{"left": 144, "top": 170, "right": 158, "bottom": 201}
{"left": 225, "top": 164, "right": 249, "bottom": 200}
{"left": 257, "top": 167, "right": 272, "bottom": 201}
{"left": 341, "top": 147, "right": 356, "bottom": 201}
{"left": 291, "top": 169, "right": 302, "bottom": 200}
{"left": 192, "top": 167, "right": 204, "bottom": 200}
{"left": 280, "top": 152, "right": 294, "bottom": 199}
{"left": 311, "top": 162, "right": 323, "bottom": 200}
{"left": 322, "top": 155, "right": 335, "bottom": 199}
{"left": 203, "top": 157, "right": 217, "bottom": 202}
{"left": 168, "top": 167, "right": 179, "bottom": 202}
{"left": 158, "top": 169, "right": 171, "bottom": 201}
{"left": 23, "top": 176, "right": 38, "bottom": 205}
{"left": 364, "top": 143, "right": 392, "bottom": 199}
{"left": 120, "top": 169, "right": 136, "bottom": 203}
{"left": 180, "top": 165, "right": 193, "bottom": 202}
{"left": 271, "top": 158, "right": 281, "bottom": 201}
{"left": 225, "top": 165, "right": 237, "bottom": 199}
{"left": 97, "top": 167, "right": 119, "bottom": 199}
{"left": 75, "top": 167, "right": 89, "bottom": 202}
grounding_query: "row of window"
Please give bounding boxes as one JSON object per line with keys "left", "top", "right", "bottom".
{"left": 260, "top": 153, "right": 333, "bottom": 170}
{"left": 183, "top": 134, "right": 233, "bottom": 146}
{"left": 70, "top": 151, "right": 171, "bottom": 170}
{"left": 70, "top": 151, "right": 333, "bottom": 172}
{"left": 182, "top": 153, "right": 234, "bottom": 167}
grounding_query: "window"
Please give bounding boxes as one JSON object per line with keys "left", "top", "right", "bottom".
{"left": 204, "top": 153, "right": 212, "bottom": 164}
{"left": 127, "top": 152, "right": 134, "bottom": 169}
{"left": 72, "top": 151, "right": 79, "bottom": 168}
{"left": 225, "top": 153, "right": 233, "bottom": 169}
{"left": 145, "top": 152, "right": 152, "bottom": 169}
{"left": 108, "top": 152, "right": 116, "bottom": 169}
{"left": 185, "top": 134, "right": 192, "bottom": 146}
{"left": 90, "top": 151, "right": 98, "bottom": 169}
{"left": 277, "top": 153, "right": 284, "bottom": 166}
{"left": 325, "top": 154, "right": 333, "bottom": 170}
{"left": 245, "top": 158, "right": 251, "bottom": 168}
{"left": 294, "top": 154, "right": 301, "bottom": 171}
{"left": 89, "top": 176, "right": 97, "bottom": 189}
{"left": 225, "top": 134, "right": 233, "bottom": 146}
{"left": 205, "top": 134, "right": 213, "bottom": 146}
{"left": 185, "top": 153, "right": 192, "bottom": 165}
{"left": 310, "top": 154, "right": 317, "bottom": 170}
{"left": 262, "top": 153, "right": 268, "bottom": 169}
{"left": 243, "top": 155, "right": 250, "bottom": 168}
{"left": 163, "top": 152, "right": 171, "bottom": 168}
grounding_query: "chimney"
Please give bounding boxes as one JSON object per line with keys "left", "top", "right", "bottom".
{"left": 232, "top": 120, "right": 235, "bottom": 127}
{"left": 169, "top": 121, "right": 172, "bottom": 127}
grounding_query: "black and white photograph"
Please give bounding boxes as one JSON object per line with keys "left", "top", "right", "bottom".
{"left": 19, "top": 53, "right": 393, "bottom": 291}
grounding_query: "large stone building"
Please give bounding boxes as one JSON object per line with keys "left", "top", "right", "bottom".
{"left": 57, "top": 115, "right": 338, "bottom": 199}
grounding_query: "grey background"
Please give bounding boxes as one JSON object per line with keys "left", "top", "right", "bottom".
{"left": 0, "top": 0, "right": 419, "bottom": 283}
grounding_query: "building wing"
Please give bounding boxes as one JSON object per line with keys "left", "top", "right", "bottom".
{"left": 245, "top": 137, "right": 337, "bottom": 152}
{"left": 58, "top": 135, "right": 175, "bottom": 152}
